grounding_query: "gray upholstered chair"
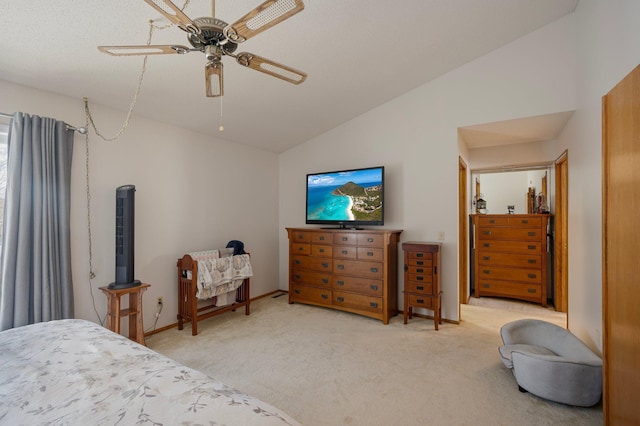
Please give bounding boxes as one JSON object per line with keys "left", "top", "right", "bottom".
{"left": 498, "top": 318, "right": 602, "bottom": 407}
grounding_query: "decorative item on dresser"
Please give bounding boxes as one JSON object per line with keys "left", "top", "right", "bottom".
{"left": 402, "top": 242, "right": 442, "bottom": 330}
{"left": 286, "top": 228, "right": 402, "bottom": 324}
{"left": 471, "top": 214, "right": 552, "bottom": 307}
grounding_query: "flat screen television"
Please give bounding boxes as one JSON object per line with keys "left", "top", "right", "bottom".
{"left": 306, "top": 166, "right": 384, "bottom": 228}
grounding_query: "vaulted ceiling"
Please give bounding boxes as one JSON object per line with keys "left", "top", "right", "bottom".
{"left": 0, "top": 0, "right": 578, "bottom": 153}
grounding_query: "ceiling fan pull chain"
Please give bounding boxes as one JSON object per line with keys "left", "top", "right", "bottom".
{"left": 219, "top": 95, "right": 224, "bottom": 132}
{"left": 84, "top": 20, "right": 160, "bottom": 141}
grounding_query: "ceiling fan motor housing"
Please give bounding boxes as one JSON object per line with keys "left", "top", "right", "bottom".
{"left": 188, "top": 17, "right": 238, "bottom": 53}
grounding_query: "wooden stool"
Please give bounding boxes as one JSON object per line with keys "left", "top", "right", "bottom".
{"left": 99, "top": 283, "right": 150, "bottom": 345}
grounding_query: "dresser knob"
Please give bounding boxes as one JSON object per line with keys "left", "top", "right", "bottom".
{"left": 367, "top": 238, "right": 374, "bottom": 243}
{"left": 338, "top": 264, "right": 345, "bottom": 270}
{"left": 322, "top": 278, "right": 328, "bottom": 284}
{"left": 367, "top": 252, "right": 374, "bottom": 256}
{"left": 337, "top": 296, "right": 344, "bottom": 302}
{"left": 371, "top": 268, "right": 378, "bottom": 273}
{"left": 370, "top": 302, "right": 378, "bottom": 308}
{"left": 322, "top": 262, "right": 329, "bottom": 268}
{"left": 294, "top": 289, "right": 300, "bottom": 294}
{"left": 321, "top": 294, "right": 328, "bottom": 299}
{"left": 337, "top": 280, "right": 344, "bottom": 286}
{"left": 370, "top": 285, "right": 378, "bottom": 290}
{"left": 417, "top": 286, "right": 424, "bottom": 291}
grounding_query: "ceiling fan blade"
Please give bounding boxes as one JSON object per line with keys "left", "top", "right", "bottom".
{"left": 142, "top": 0, "right": 200, "bottom": 34}
{"left": 224, "top": 0, "right": 304, "bottom": 43}
{"left": 205, "top": 61, "right": 224, "bottom": 97}
{"left": 236, "top": 52, "right": 306, "bottom": 85}
{"left": 98, "top": 45, "right": 192, "bottom": 56}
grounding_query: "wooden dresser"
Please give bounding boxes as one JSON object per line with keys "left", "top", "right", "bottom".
{"left": 472, "top": 214, "right": 551, "bottom": 307}
{"left": 402, "top": 242, "right": 442, "bottom": 330}
{"left": 286, "top": 228, "right": 402, "bottom": 324}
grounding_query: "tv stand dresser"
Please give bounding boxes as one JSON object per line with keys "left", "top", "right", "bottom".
{"left": 286, "top": 228, "right": 402, "bottom": 324}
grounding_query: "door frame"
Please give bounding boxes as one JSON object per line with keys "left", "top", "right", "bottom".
{"left": 458, "top": 157, "right": 468, "bottom": 313}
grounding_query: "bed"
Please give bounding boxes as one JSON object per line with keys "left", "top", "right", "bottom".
{"left": 0, "top": 319, "right": 299, "bottom": 425}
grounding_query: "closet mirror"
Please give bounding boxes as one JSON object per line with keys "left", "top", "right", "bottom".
{"left": 471, "top": 165, "right": 554, "bottom": 215}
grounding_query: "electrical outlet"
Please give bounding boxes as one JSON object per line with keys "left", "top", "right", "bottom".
{"left": 438, "top": 231, "right": 445, "bottom": 241}
{"left": 157, "top": 297, "right": 163, "bottom": 306}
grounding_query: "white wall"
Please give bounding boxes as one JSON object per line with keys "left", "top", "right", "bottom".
{"left": 0, "top": 79, "right": 280, "bottom": 331}
{"left": 279, "top": 14, "right": 577, "bottom": 323}
{"left": 553, "top": 0, "right": 640, "bottom": 352}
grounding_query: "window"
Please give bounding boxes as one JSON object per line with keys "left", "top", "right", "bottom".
{"left": 0, "top": 123, "right": 8, "bottom": 248}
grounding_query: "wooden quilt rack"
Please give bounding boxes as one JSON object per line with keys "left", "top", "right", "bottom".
{"left": 176, "top": 253, "right": 250, "bottom": 336}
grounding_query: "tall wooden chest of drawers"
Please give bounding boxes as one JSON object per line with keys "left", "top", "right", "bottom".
{"left": 402, "top": 242, "right": 442, "bottom": 330}
{"left": 472, "top": 214, "right": 551, "bottom": 307}
{"left": 286, "top": 228, "right": 402, "bottom": 324}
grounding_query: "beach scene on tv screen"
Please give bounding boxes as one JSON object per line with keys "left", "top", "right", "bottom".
{"left": 307, "top": 168, "right": 383, "bottom": 222}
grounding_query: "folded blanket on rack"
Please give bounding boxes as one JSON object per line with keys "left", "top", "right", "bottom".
{"left": 195, "top": 254, "right": 253, "bottom": 300}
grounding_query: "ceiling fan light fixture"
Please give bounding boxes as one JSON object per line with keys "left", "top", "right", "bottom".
{"left": 205, "top": 61, "right": 224, "bottom": 97}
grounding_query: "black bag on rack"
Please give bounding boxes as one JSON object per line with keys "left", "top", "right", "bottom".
{"left": 226, "top": 240, "right": 246, "bottom": 256}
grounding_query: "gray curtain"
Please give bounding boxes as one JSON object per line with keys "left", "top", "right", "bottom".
{"left": 0, "top": 113, "right": 74, "bottom": 331}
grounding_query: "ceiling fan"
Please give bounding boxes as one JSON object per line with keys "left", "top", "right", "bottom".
{"left": 98, "top": 0, "right": 307, "bottom": 97}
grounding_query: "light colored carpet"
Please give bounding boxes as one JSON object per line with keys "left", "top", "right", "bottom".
{"left": 147, "top": 295, "right": 602, "bottom": 425}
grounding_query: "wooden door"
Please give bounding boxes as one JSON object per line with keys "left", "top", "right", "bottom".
{"left": 554, "top": 151, "right": 568, "bottom": 313}
{"left": 602, "top": 64, "right": 640, "bottom": 425}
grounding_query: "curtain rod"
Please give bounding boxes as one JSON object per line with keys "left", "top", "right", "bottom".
{"left": 0, "top": 111, "right": 87, "bottom": 134}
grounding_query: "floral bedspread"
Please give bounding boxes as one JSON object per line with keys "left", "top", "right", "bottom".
{"left": 0, "top": 319, "right": 298, "bottom": 425}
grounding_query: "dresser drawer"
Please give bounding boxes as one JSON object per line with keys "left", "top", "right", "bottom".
{"left": 357, "top": 233, "right": 384, "bottom": 247}
{"left": 291, "top": 269, "right": 332, "bottom": 288}
{"left": 407, "top": 258, "right": 433, "bottom": 268}
{"left": 477, "top": 266, "right": 541, "bottom": 283}
{"left": 290, "top": 231, "right": 311, "bottom": 243}
{"left": 407, "top": 251, "right": 433, "bottom": 261}
{"left": 292, "top": 255, "right": 332, "bottom": 272}
{"left": 508, "top": 216, "right": 542, "bottom": 227}
{"left": 407, "top": 294, "right": 434, "bottom": 310}
{"left": 477, "top": 216, "right": 509, "bottom": 226}
{"left": 478, "top": 240, "right": 542, "bottom": 254}
{"left": 407, "top": 273, "right": 433, "bottom": 284}
{"left": 311, "top": 232, "right": 332, "bottom": 244}
{"left": 333, "top": 276, "right": 383, "bottom": 296}
{"left": 477, "top": 280, "right": 542, "bottom": 301}
{"left": 478, "top": 252, "right": 542, "bottom": 268}
{"left": 406, "top": 265, "right": 433, "bottom": 275}
{"left": 478, "top": 227, "right": 543, "bottom": 241}
{"left": 334, "top": 232, "right": 358, "bottom": 245}
{"left": 311, "top": 244, "right": 332, "bottom": 258}
{"left": 357, "top": 247, "right": 383, "bottom": 261}
{"left": 333, "top": 291, "right": 383, "bottom": 313}
{"left": 333, "top": 245, "right": 357, "bottom": 259}
{"left": 333, "top": 259, "right": 383, "bottom": 278}
{"left": 405, "top": 281, "right": 434, "bottom": 295}
{"left": 290, "top": 284, "right": 332, "bottom": 305}
{"left": 292, "top": 243, "right": 310, "bottom": 255}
